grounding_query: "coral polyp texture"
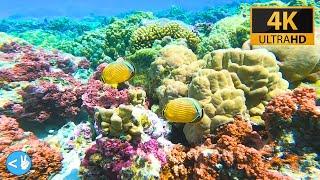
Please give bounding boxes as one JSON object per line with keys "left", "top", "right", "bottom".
{"left": 0, "top": 115, "right": 63, "bottom": 179}
{"left": 130, "top": 22, "right": 200, "bottom": 52}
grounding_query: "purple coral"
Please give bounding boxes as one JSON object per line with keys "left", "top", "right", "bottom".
{"left": 81, "top": 138, "right": 136, "bottom": 179}
{"left": 82, "top": 79, "right": 129, "bottom": 114}
{"left": 137, "top": 139, "right": 167, "bottom": 165}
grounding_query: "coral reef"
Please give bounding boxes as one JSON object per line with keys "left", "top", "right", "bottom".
{"left": 202, "top": 48, "right": 289, "bottom": 123}
{"left": 104, "top": 12, "right": 155, "bottom": 60}
{"left": 80, "top": 138, "right": 168, "bottom": 179}
{"left": 149, "top": 44, "right": 205, "bottom": 101}
{"left": 130, "top": 22, "right": 200, "bottom": 52}
{"left": 3, "top": 75, "right": 84, "bottom": 122}
{"left": 161, "top": 116, "right": 288, "bottom": 179}
{"left": 81, "top": 79, "right": 130, "bottom": 114}
{"left": 247, "top": 44, "right": 320, "bottom": 83}
{"left": 0, "top": 115, "right": 63, "bottom": 179}
{"left": 197, "top": 15, "right": 250, "bottom": 57}
{"left": 94, "top": 105, "right": 170, "bottom": 141}
{"left": 264, "top": 88, "right": 320, "bottom": 149}
{"left": 45, "top": 122, "right": 94, "bottom": 179}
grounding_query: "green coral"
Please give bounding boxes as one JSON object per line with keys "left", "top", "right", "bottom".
{"left": 130, "top": 22, "right": 200, "bottom": 53}
{"left": 59, "top": 28, "right": 108, "bottom": 67}
{"left": 197, "top": 15, "right": 250, "bottom": 57}
{"left": 127, "top": 48, "right": 159, "bottom": 87}
{"left": 104, "top": 12, "right": 155, "bottom": 60}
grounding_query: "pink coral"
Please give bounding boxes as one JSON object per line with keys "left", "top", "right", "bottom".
{"left": 82, "top": 79, "right": 129, "bottom": 114}
{"left": 0, "top": 115, "right": 63, "bottom": 179}
{"left": 81, "top": 138, "right": 136, "bottom": 179}
{"left": 81, "top": 138, "right": 167, "bottom": 179}
{"left": 0, "top": 42, "right": 90, "bottom": 82}
{"left": 3, "top": 76, "right": 84, "bottom": 122}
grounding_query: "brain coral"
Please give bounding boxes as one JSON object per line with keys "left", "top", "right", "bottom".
{"left": 130, "top": 23, "right": 200, "bottom": 53}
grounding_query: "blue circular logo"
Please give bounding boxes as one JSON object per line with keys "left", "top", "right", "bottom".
{"left": 6, "top": 151, "right": 32, "bottom": 176}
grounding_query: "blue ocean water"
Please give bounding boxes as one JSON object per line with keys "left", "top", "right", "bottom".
{"left": 0, "top": 0, "right": 258, "bottom": 18}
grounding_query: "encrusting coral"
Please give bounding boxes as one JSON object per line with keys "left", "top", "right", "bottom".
{"left": 130, "top": 22, "right": 200, "bottom": 52}
{"left": 0, "top": 115, "right": 63, "bottom": 179}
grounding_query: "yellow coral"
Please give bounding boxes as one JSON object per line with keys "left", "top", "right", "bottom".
{"left": 130, "top": 23, "right": 200, "bottom": 52}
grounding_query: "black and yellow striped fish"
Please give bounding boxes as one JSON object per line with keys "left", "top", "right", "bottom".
{"left": 101, "top": 61, "right": 135, "bottom": 86}
{"left": 162, "top": 97, "right": 204, "bottom": 123}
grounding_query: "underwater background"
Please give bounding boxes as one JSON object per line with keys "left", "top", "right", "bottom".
{"left": 0, "top": 0, "right": 319, "bottom": 179}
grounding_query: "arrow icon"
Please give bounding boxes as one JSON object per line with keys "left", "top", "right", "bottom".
{"left": 8, "top": 159, "right": 17, "bottom": 168}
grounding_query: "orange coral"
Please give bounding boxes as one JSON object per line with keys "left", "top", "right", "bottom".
{"left": 160, "top": 116, "right": 289, "bottom": 179}
{"left": 0, "top": 115, "right": 63, "bottom": 179}
{"left": 263, "top": 88, "right": 320, "bottom": 148}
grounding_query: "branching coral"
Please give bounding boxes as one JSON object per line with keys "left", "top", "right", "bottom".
{"left": 81, "top": 79, "right": 130, "bottom": 114}
{"left": 161, "top": 116, "right": 288, "bottom": 179}
{"left": 0, "top": 115, "right": 63, "bottom": 179}
{"left": 263, "top": 88, "right": 320, "bottom": 149}
{"left": 130, "top": 22, "right": 200, "bottom": 52}
{"left": 0, "top": 40, "right": 91, "bottom": 82}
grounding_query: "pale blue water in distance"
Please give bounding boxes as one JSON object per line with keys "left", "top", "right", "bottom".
{"left": 0, "top": 0, "right": 262, "bottom": 19}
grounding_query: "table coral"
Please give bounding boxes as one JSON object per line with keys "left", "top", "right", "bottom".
{"left": 94, "top": 105, "right": 170, "bottom": 141}
{"left": 130, "top": 22, "right": 200, "bottom": 52}
{"left": 0, "top": 115, "right": 63, "bottom": 179}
